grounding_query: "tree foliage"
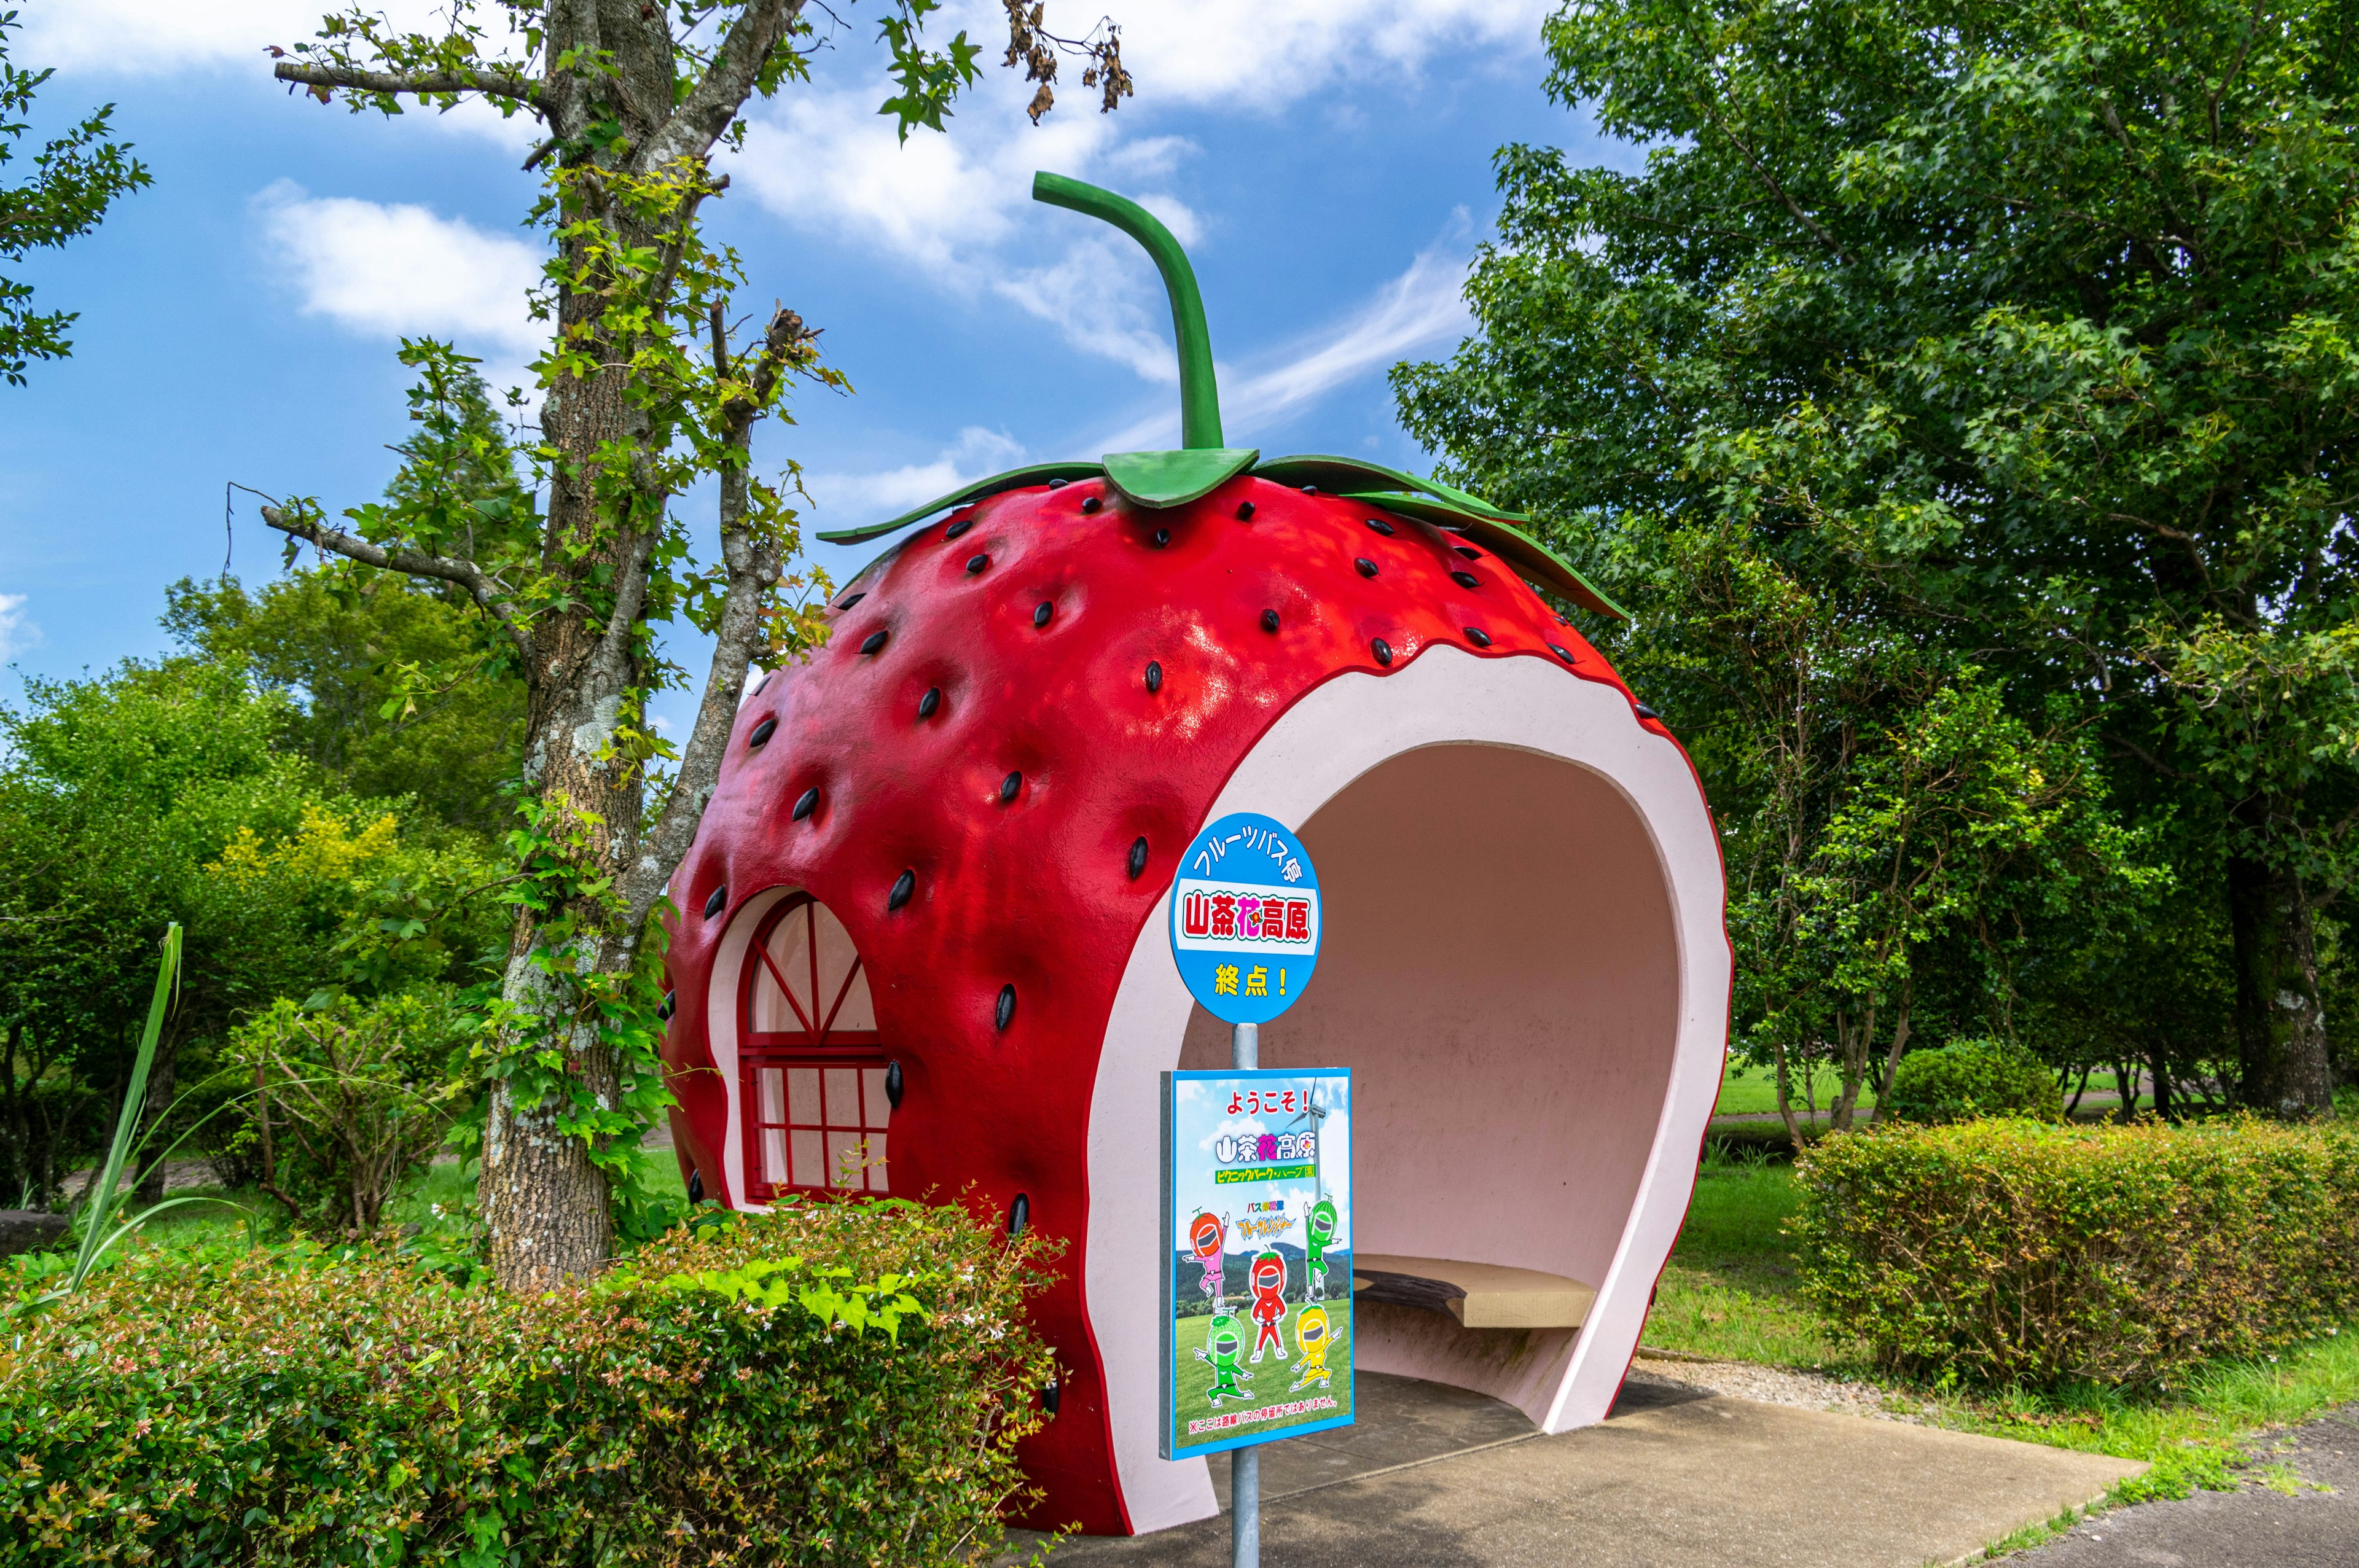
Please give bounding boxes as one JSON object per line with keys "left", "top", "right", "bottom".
{"left": 253, "top": 0, "right": 1130, "bottom": 1285}
{"left": 0, "top": 8, "right": 149, "bottom": 384}
{"left": 1398, "top": 0, "right": 2358, "bottom": 1121}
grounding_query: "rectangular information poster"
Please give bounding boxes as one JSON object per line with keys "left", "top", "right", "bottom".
{"left": 1159, "top": 1067, "right": 1353, "bottom": 1459}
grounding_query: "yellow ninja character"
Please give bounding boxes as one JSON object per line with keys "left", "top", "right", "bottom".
{"left": 1289, "top": 1303, "right": 1334, "bottom": 1391}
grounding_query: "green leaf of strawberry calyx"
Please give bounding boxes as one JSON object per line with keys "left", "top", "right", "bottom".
{"left": 1101, "top": 448, "right": 1258, "bottom": 508}
{"left": 816, "top": 461, "right": 1103, "bottom": 546}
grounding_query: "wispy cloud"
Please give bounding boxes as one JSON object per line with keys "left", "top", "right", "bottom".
{"left": 800, "top": 426, "right": 1027, "bottom": 534}
{"left": 1093, "top": 221, "right": 1475, "bottom": 453}
{"left": 0, "top": 594, "right": 37, "bottom": 663}
{"left": 251, "top": 180, "right": 544, "bottom": 387}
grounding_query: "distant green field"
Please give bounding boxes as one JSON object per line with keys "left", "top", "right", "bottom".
{"left": 1713, "top": 1061, "right": 2127, "bottom": 1117}
{"left": 1168, "top": 1300, "right": 1355, "bottom": 1450}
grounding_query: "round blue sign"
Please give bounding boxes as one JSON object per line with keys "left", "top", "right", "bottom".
{"left": 1167, "top": 810, "right": 1321, "bottom": 1025}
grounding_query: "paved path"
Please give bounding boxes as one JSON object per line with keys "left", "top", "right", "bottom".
{"left": 2008, "top": 1403, "right": 2357, "bottom": 1566}
{"left": 1019, "top": 1371, "right": 2140, "bottom": 1567}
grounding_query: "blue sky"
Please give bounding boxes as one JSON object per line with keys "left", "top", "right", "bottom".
{"left": 1, "top": 1, "right": 1629, "bottom": 736}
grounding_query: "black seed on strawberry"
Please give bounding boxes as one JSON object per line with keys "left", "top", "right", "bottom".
{"left": 1261, "top": 609, "right": 1280, "bottom": 633}
{"left": 860, "top": 630, "right": 889, "bottom": 655}
{"left": 889, "top": 869, "right": 916, "bottom": 911}
{"left": 1355, "top": 558, "right": 1378, "bottom": 578}
{"left": 1550, "top": 644, "right": 1576, "bottom": 663}
{"left": 837, "top": 591, "right": 866, "bottom": 609}
{"left": 1465, "top": 627, "right": 1493, "bottom": 647}
{"left": 1637, "top": 703, "right": 1663, "bottom": 722}
{"left": 749, "top": 717, "right": 777, "bottom": 747}
{"left": 792, "top": 787, "right": 819, "bottom": 821}
{"left": 1456, "top": 545, "right": 1483, "bottom": 560}
{"left": 1145, "top": 660, "right": 1163, "bottom": 693}
{"left": 1236, "top": 501, "right": 1256, "bottom": 520}
{"left": 1152, "top": 528, "right": 1170, "bottom": 548}
{"left": 1365, "top": 517, "right": 1396, "bottom": 536}
{"left": 945, "top": 518, "right": 976, "bottom": 540}
{"left": 658, "top": 989, "right": 676, "bottom": 1021}
{"left": 703, "top": 886, "right": 727, "bottom": 919}
{"left": 1034, "top": 601, "right": 1054, "bottom": 628}
{"left": 885, "top": 1059, "right": 904, "bottom": 1108}
{"left": 1081, "top": 496, "right": 1103, "bottom": 514}
{"left": 996, "top": 984, "right": 1017, "bottom": 1031}
{"left": 1042, "top": 1379, "right": 1061, "bottom": 1414}
{"left": 966, "top": 553, "right": 990, "bottom": 574}
{"left": 1372, "top": 638, "right": 1394, "bottom": 666}
{"left": 1451, "top": 571, "right": 1482, "bottom": 590}
{"left": 1048, "top": 477, "right": 1070, "bottom": 489}
{"left": 752, "top": 671, "right": 772, "bottom": 696}
{"left": 1008, "top": 1193, "right": 1030, "bottom": 1234}
{"left": 918, "top": 687, "right": 942, "bottom": 719}
{"left": 1301, "top": 485, "right": 1318, "bottom": 496}
{"left": 1001, "top": 771, "right": 1022, "bottom": 803}
{"left": 1128, "top": 836, "right": 1149, "bottom": 879}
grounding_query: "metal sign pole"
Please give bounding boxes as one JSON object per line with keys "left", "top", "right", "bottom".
{"left": 1230, "top": 1019, "right": 1259, "bottom": 1568}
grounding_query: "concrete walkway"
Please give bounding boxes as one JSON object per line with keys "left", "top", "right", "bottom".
{"left": 1024, "top": 1371, "right": 2141, "bottom": 1567}
{"left": 2008, "top": 1402, "right": 2357, "bottom": 1566}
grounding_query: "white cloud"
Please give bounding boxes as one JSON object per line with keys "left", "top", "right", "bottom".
{"left": 1095, "top": 222, "right": 1474, "bottom": 452}
{"left": 1110, "top": 0, "right": 1550, "bottom": 111}
{"left": 0, "top": 594, "right": 36, "bottom": 662}
{"left": 802, "top": 426, "right": 1027, "bottom": 531}
{"left": 251, "top": 180, "right": 544, "bottom": 381}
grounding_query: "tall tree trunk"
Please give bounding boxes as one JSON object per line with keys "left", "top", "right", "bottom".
{"left": 2228, "top": 849, "right": 2336, "bottom": 1117}
{"left": 2148, "top": 1045, "right": 2173, "bottom": 1119}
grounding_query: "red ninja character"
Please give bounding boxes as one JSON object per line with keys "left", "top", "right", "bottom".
{"left": 1248, "top": 1249, "right": 1289, "bottom": 1362}
{"left": 1189, "top": 1211, "right": 1228, "bottom": 1305}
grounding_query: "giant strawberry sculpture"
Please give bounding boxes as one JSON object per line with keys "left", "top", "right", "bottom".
{"left": 661, "top": 175, "right": 1730, "bottom": 1535}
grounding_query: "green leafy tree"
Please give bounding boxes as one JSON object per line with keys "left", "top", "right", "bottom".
{"left": 254, "top": 1, "right": 1132, "bottom": 1287}
{"left": 167, "top": 353, "right": 532, "bottom": 835}
{"left": 0, "top": 8, "right": 150, "bottom": 383}
{"left": 0, "top": 661, "right": 504, "bottom": 1206}
{"left": 1397, "top": 0, "right": 2357, "bottom": 1116}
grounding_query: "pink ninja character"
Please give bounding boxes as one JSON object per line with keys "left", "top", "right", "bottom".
{"left": 1189, "top": 1210, "right": 1228, "bottom": 1305}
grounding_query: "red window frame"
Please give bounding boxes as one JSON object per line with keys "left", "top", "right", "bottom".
{"left": 739, "top": 892, "right": 889, "bottom": 1200}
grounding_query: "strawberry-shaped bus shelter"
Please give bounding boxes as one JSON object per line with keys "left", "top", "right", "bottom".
{"left": 660, "top": 174, "right": 1731, "bottom": 1537}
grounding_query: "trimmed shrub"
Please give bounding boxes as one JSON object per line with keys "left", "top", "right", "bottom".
{"left": 0, "top": 1198, "right": 1057, "bottom": 1565}
{"left": 1882, "top": 1039, "right": 2062, "bottom": 1124}
{"left": 1794, "top": 1117, "right": 2359, "bottom": 1386}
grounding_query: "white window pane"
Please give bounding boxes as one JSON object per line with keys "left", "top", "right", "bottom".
{"left": 758, "top": 905, "right": 815, "bottom": 1029}
{"left": 823, "top": 1068, "right": 861, "bottom": 1129}
{"left": 813, "top": 905, "right": 875, "bottom": 1033}
{"left": 866, "top": 1133, "right": 888, "bottom": 1192}
{"left": 788, "top": 1068, "right": 822, "bottom": 1125}
{"left": 762, "top": 1127, "right": 788, "bottom": 1185}
{"left": 826, "top": 1129, "right": 863, "bottom": 1189}
{"left": 758, "top": 1067, "right": 784, "bottom": 1123}
{"left": 791, "top": 1129, "right": 824, "bottom": 1187}
{"left": 861, "top": 1068, "right": 890, "bottom": 1129}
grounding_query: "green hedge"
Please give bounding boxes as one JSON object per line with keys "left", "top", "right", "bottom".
{"left": 1, "top": 1200, "right": 1057, "bottom": 1566}
{"left": 1882, "top": 1039, "right": 2062, "bottom": 1125}
{"left": 1794, "top": 1117, "right": 2359, "bottom": 1386}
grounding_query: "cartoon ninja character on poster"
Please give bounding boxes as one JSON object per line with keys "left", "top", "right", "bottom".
{"left": 1248, "top": 1248, "right": 1289, "bottom": 1361}
{"left": 1197, "top": 1311, "right": 1253, "bottom": 1404}
{"left": 1305, "top": 1196, "right": 1338, "bottom": 1300}
{"left": 1188, "top": 1210, "right": 1228, "bottom": 1308}
{"left": 1289, "top": 1303, "right": 1333, "bottom": 1391}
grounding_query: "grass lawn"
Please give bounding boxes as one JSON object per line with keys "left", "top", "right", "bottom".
{"left": 1712, "top": 1063, "right": 2132, "bottom": 1118}
{"left": 1648, "top": 1145, "right": 2359, "bottom": 1508}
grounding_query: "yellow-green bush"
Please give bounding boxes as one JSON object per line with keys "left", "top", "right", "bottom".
{"left": 0, "top": 1200, "right": 1056, "bottom": 1566}
{"left": 1793, "top": 1117, "right": 2359, "bottom": 1386}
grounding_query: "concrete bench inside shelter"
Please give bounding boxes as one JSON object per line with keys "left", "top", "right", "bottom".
{"left": 1351, "top": 1253, "right": 1597, "bottom": 1330}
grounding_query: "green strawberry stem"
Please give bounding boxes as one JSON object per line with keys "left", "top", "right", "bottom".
{"left": 1033, "top": 172, "right": 1223, "bottom": 451}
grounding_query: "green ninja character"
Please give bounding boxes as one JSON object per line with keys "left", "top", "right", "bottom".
{"left": 1195, "top": 1311, "right": 1253, "bottom": 1405}
{"left": 1305, "top": 1196, "right": 1339, "bottom": 1301}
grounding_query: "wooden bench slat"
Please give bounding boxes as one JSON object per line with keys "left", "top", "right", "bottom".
{"left": 1350, "top": 1252, "right": 1597, "bottom": 1330}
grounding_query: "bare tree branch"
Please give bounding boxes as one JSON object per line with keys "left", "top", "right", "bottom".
{"left": 260, "top": 504, "right": 534, "bottom": 665}
{"left": 639, "top": 0, "right": 810, "bottom": 171}
{"left": 273, "top": 60, "right": 544, "bottom": 110}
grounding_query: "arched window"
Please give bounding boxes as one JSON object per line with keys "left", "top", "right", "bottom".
{"left": 738, "top": 892, "right": 889, "bottom": 1198}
